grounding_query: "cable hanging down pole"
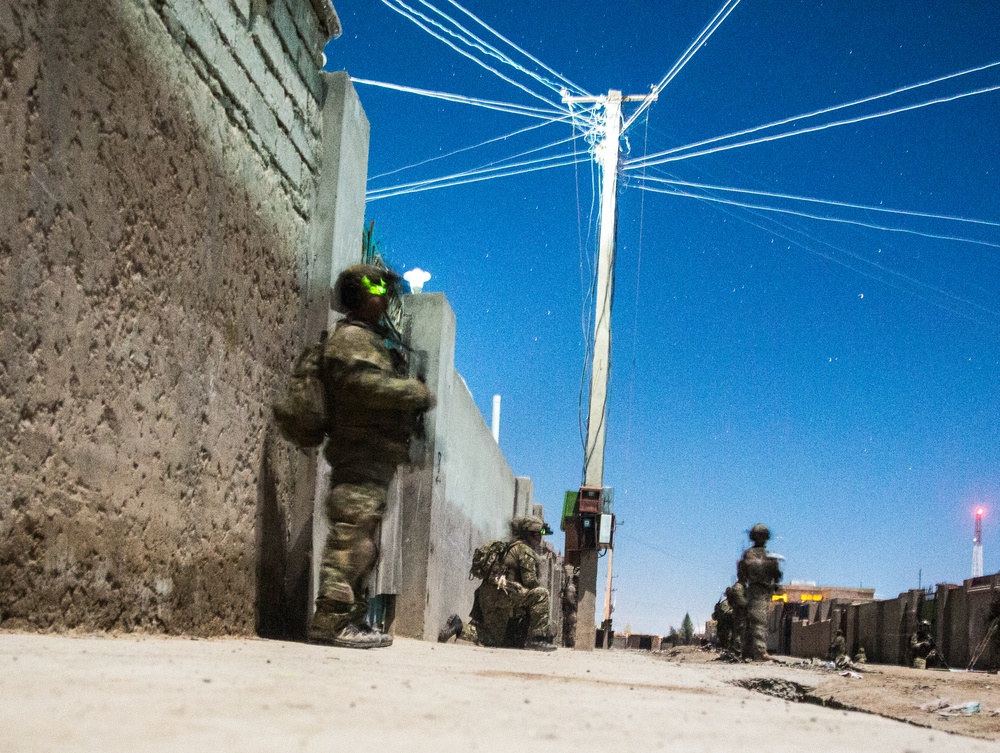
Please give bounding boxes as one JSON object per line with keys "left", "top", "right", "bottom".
{"left": 563, "top": 88, "right": 656, "bottom": 651}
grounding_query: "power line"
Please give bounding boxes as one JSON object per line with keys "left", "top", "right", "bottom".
{"left": 621, "top": 111, "right": 652, "bottom": 504}
{"left": 367, "top": 154, "right": 589, "bottom": 201}
{"left": 628, "top": 65, "right": 1000, "bottom": 169}
{"left": 729, "top": 204, "right": 1000, "bottom": 325}
{"left": 624, "top": 0, "right": 745, "bottom": 132}
{"left": 369, "top": 115, "right": 576, "bottom": 181}
{"left": 634, "top": 181, "right": 1000, "bottom": 250}
{"left": 443, "top": 0, "right": 589, "bottom": 97}
{"left": 369, "top": 133, "right": 588, "bottom": 197}
{"left": 381, "top": 0, "right": 566, "bottom": 111}
{"left": 399, "top": 0, "right": 567, "bottom": 97}
{"left": 645, "top": 176, "right": 1000, "bottom": 323}
{"left": 351, "top": 77, "right": 566, "bottom": 120}
{"left": 408, "top": 0, "right": 586, "bottom": 98}
{"left": 639, "top": 174, "right": 1000, "bottom": 230}
{"left": 628, "top": 58, "right": 1000, "bottom": 168}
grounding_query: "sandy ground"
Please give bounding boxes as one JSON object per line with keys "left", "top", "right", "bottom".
{"left": 660, "top": 645, "right": 1000, "bottom": 741}
{"left": 2, "top": 632, "right": 998, "bottom": 753}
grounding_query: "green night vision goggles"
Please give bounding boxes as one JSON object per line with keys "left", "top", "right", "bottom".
{"left": 361, "top": 275, "right": 387, "bottom": 296}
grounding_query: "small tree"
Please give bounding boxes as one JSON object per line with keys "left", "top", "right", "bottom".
{"left": 681, "top": 613, "right": 695, "bottom": 645}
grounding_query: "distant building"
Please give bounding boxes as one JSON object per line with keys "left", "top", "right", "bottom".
{"left": 767, "top": 583, "right": 876, "bottom": 655}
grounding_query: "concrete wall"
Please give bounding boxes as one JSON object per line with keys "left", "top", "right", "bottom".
{"left": 783, "top": 576, "right": 1000, "bottom": 669}
{"left": 625, "top": 634, "right": 663, "bottom": 651}
{"left": 0, "top": 0, "right": 367, "bottom": 637}
{"left": 937, "top": 575, "right": 1000, "bottom": 670}
{"left": 789, "top": 619, "right": 833, "bottom": 659}
{"left": 391, "top": 294, "right": 524, "bottom": 641}
{"left": 538, "top": 548, "right": 565, "bottom": 639}
{"left": 854, "top": 601, "right": 881, "bottom": 662}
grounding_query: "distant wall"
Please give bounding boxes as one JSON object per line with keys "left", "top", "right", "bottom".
{"left": 937, "top": 576, "right": 1000, "bottom": 669}
{"left": 782, "top": 577, "right": 1000, "bottom": 669}
{"left": 0, "top": 0, "right": 366, "bottom": 636}
{"left": 789, "top": 619, "right": 833, "bottom": 659}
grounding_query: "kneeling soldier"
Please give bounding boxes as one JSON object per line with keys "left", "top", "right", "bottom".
{"left": 441, "top": 516, "right": 555, "bottom": 651}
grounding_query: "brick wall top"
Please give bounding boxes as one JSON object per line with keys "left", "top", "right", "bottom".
{"left": 156, "top": 0, "right": 345, "bottom": 218}
{"left": 309, "top": 0, "right": 341, "bottom": 38}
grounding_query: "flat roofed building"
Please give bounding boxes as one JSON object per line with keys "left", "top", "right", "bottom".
{"left": 775, "top": 583, "right": 875, "bottom": 604}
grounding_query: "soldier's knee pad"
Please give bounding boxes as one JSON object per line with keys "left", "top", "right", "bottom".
{"left": 326, "top": 482, "right": 388, "bottom": 526}
{"left": 351, "top": 536, "right": 378, "bottom": 575}
{"left": 327, "top": 521, "right": 365, "bottom": 549}
{"left": 323, "top": 534, "right": 378, "bottom": 578}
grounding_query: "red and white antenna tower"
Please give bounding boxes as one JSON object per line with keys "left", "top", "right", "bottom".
{"left": 972, "top": 506, "right": 984, "bottom": 578}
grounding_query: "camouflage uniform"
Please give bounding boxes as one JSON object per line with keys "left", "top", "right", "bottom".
{"left": 909, "top": 620, "right": 940, "bottom": 667}
{"left": 737, "top": 524, "right": 782, "bottom": 661}
{"left": 712, "top": 593, "right": 734, "bottom": 650}
{"left": 310, "top": 270, "right": 432, "bottom": 643}
{"left": 475, "top": 518, "right": 552, "bottom": 649}
{"left": 727, "top": 581, "right": 749, "bottom": 656}
{"left": 829, "top": 630, "right": 848, "bottom": 667}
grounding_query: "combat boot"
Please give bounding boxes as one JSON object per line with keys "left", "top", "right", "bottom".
{"left": 309, "top": 608, "right": 350, "bottom": 645}
{"left": 358, "top": 622, "right": 393, "bottom": 647}
{"left": 329, "top": 623, "right": 385, "bottom": 649}
{"left": 438, "top": 614, "right": 463, "bottom": 643}
{"left": 525, "top": 636, "right": 556, "bottom": 652}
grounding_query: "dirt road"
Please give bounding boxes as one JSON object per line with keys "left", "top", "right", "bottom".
{"left": 661, "top": 645, "right": 1000, "bottom": 741}
{"left": 2, "top": 632, "right": 997, "bottom": 752}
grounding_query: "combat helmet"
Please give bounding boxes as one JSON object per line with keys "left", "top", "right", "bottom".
{"left": 511, "top": 515, "right": 546, "bottom": 536}
{"left": 332, "top": 264, "right": 401, "bottom": 314}
{"left": 749, "top": 523, "right": 771, "bottom": 545}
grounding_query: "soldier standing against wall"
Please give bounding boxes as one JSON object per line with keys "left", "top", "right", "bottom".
{"left": 310, "top": 265, "right": 434, "bottom": 649}
{"left": 737, "top": 524, "right": 782, "bottom": 661}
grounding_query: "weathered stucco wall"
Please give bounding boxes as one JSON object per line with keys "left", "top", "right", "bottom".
{"left": 0, "top": 0, "right": 363, "bottom": 636}
{"left": 423, "top": 369, "right": 518, "bottom": 640}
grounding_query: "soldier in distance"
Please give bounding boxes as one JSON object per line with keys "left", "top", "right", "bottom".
{"left": 737, "top": 524, "right": 782, "bottom": 661}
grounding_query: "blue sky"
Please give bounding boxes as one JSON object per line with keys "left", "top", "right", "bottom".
{"left": 326, "top": 1, "right": 1000, "bottom": 633}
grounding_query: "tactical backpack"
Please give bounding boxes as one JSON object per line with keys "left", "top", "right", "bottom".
{"left": 272, "top": 331, "right": 329, "bottom": 448}
{"left": 469, "top": 540, "right": 511, "bottom": 581}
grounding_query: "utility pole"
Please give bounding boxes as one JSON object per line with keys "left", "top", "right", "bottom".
{"left": 562, "top": 89, "right": 655, "bottom": 651}
{"left": 602, "top": 545, "right": 615, "bottom": 647}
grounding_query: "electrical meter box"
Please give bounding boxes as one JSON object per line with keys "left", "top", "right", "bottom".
{"left": 564, "top": 510, "right": 599, "bottom": 552}
{"left": 578, "top": 486, "right": 603, "bottom": 514}
{"left": 564, "top": 486, "right": 616, "bottom": 552}
{"left": 598, "top": 513, "right": 615, "bottom": 548}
